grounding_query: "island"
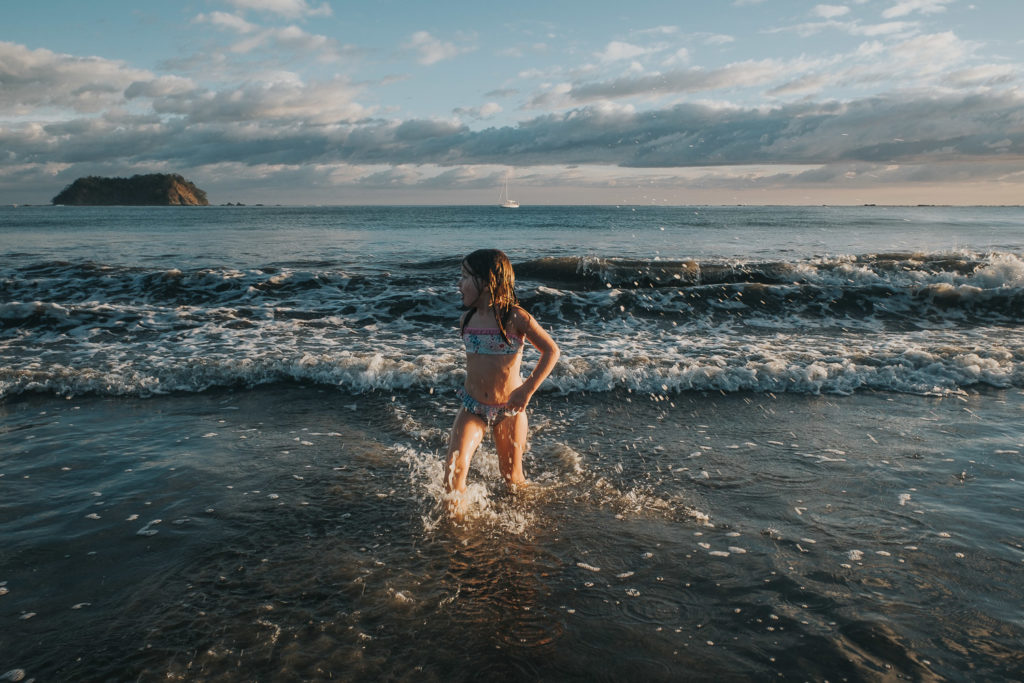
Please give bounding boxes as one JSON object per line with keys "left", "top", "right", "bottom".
{"left": 52, "top": 174, "right": 209, "bottom": 206}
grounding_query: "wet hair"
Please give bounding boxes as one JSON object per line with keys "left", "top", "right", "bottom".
{"left": 461, "top": 249, "right": 520, "bottom": 344}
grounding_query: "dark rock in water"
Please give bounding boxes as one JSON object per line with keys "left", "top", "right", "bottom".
{"left": 52, "top": 174, "right": 209, "bottom": 206}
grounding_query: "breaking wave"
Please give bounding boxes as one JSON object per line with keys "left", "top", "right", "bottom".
{"left": 3, "top": 251, "right": 1023, "bottom": 399}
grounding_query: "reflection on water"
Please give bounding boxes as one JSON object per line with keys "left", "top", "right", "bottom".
{"left": 441, "top": 529, "right": 564, "bottom": 652}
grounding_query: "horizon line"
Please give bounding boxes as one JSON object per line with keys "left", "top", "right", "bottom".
{"left": 11, "top": 202, "right": 1024, "bottom": 209}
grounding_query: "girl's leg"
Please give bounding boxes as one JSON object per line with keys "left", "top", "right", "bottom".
{"left": 445, "top": 408, "right": 486, "bottom": 509}
{"left": 493, "top": 410, "right": 528, "bottom": 488}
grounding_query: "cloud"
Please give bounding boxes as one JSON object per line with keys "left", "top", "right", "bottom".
{"left": 354, "top": 166, "right": 421, "bottom": 188}
{"left": 704, "top": 34, "right": 736, "bottom": 46}
{"left": 767, "top": 73, "right": 834, "bottom": 97}
{"left": 0, "top": 41, "right": 151, "bottom": 114}
{"left": 454, "top": 102, "right": 503, "bottom": 120}
{"left": 195, "top": 11, "right": 258, "bottom": 34}
{"left": 848, "top": 21, "right": 917, "bottom": 37}
{"left": 661, "top": 48, "right": 691, "bottom": 67}
{"left": 596, "top": 41, "right": 653, "bottom": 63}
{"left": 9, "top": 87, "right": 1021, "bottom": 179}
{"left": 813, "top": 5, "right": 851, "bottom": 19}
{"left": 524, "top": 30, "right": 995, "bottom": 108}
{"left": 339, "top": 91, "right": 1020, "bottom": 171}
{"left": 225, "top": 0, "right": 332, "bottom": 19}
{"left": 882, "top": 0, "right": 954, "bottom": 19}
{"left": 124, "top": 75, "right": 197, "bottom": 99}
{"left": 945, "top": 64, "right": 1019, "bottom": 87}
{"left": 196, "top": 14, "right": 350, "bottom": 61}
{"left": 769, "top": 18, "right": 916, "bottom": 38}
{"left": 144, "top": 76, "right": 371, "bottom": 125}
{"left": 633, "top": 26, "right": 680, "bottom": 36}
{"left": 419, "top": 166, "right": 499, "bottom": 189}
{"left": 232, "top": 25, "right": 332, "bottom": 56}
{"left": 405, "top": 31, "right": 471, "bottom": 65}
{"left": 484, "top": 87, "right": 519, "bottom": 98}
{"left": 886, "top": 31, "right": 974, "bottom": 73}
{"left": 528, "top": 59, "right": 792, "bottom": 107}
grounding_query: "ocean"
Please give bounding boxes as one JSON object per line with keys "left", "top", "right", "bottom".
{"left": 2, "top": 204, "right": 1022, "bottom": 680}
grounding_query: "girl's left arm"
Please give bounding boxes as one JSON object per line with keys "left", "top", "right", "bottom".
{"left": 508, "top": 309, "right": 560, "bottom": 411}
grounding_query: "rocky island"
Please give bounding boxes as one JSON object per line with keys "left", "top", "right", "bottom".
{"left": 52, "top": 174, "right": 209, "bottom": 206}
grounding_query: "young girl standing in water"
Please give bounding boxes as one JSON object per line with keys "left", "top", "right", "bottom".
{"left": 446, "top": 249, "right": 560, "bottom": 515}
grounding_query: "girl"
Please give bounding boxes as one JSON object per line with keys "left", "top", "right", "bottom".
{"left": 446, "top": 249, "right": 560, "bottom": 515}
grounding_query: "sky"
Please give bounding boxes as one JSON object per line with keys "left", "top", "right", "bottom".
{"left": 2, "top": 0, "right": 1023, "bottom": 205}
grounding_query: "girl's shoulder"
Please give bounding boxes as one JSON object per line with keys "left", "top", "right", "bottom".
{"left": 508, "top": 305, "right": 533, "bottom": 332}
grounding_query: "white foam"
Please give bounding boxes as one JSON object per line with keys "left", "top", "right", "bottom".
{"left": 972, "top": 252, "right": 1024, "bottom": 287}
{"left": 5, "top": 251, "right": 1024, "bottom": 400}
{"left": 5, "top": 322, "right": 1019, "bottom": 398}
{"left": 397, "top": 444, "right": 536, "bottom": 534}
{"left": 136, "top": 519, "right": 162, "bottom": 536}
{"left": 550, "top": 444, "right": 585, "bottom": 475}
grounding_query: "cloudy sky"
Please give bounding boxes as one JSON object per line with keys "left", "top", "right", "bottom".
{"left": 2, "top": 0, "right": 1023, "bottom": 205}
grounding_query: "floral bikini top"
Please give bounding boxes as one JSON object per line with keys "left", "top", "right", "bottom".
{"left": 462, "top": 327, "right": 525, "bottom": 355}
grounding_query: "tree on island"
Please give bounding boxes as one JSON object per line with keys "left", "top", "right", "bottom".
{"left": 52, "top": 174, "right": 209, "bottom": 206}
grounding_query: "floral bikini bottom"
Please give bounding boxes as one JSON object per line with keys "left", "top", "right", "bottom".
{"left": 456, "top": 387, "right": 517, "bottom": 425}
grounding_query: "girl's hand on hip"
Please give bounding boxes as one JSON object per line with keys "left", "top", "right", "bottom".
{"left": 506, "top": 385, "right": 533, "bottom": 413}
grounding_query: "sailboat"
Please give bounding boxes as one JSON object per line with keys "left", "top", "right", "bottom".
{"left": 499, "top": 173, "right": 519, "bottom": 208}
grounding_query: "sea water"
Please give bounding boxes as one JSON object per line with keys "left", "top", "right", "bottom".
{"left": 1, "top": 205, "right": 1022, "bottom": 680}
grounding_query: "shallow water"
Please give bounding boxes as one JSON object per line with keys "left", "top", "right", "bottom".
{"left": 3, "top": 204, "right": 1023, "bottom": 679}
{"left": 2, "top": 384, "right": 1022, "bottom": 680}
